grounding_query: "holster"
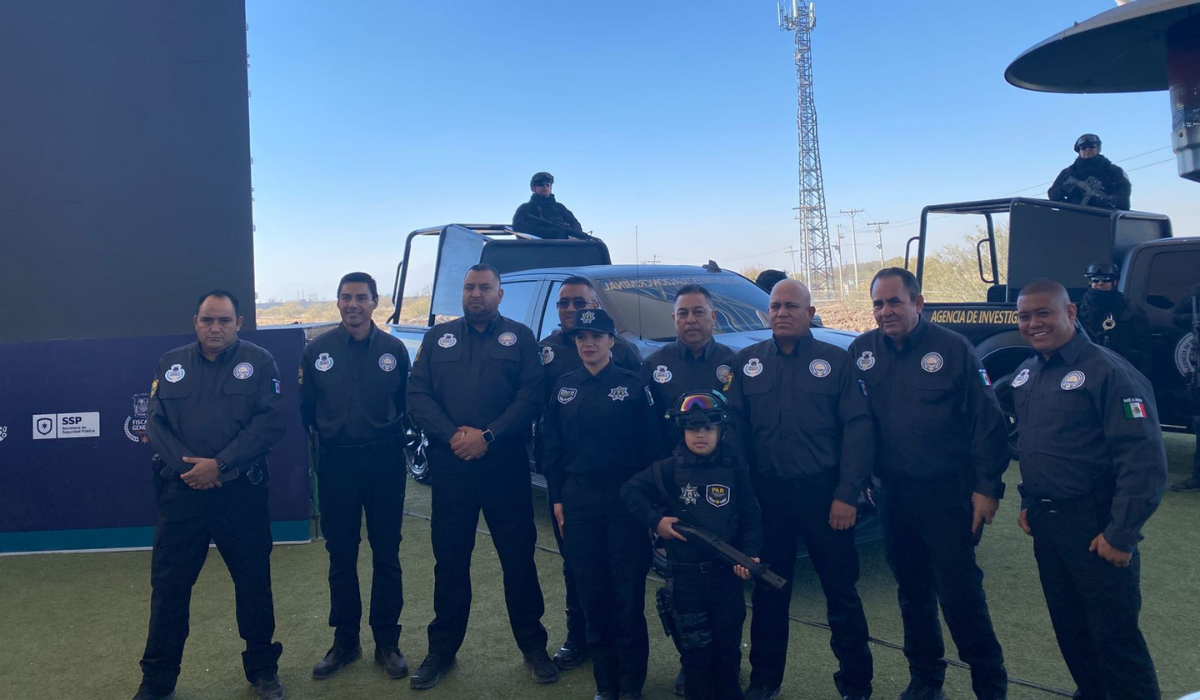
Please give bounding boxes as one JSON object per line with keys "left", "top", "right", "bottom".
{"left": 655, "top": 585, "right": 675, "bottom": 639}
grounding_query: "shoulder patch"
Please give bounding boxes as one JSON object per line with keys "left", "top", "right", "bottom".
{"left": 716, "top": 364, "right": 733, "bottom": 387}
{"left": 706, "top": 484, "right": 730, "bottom": 507}
{"left": 557, "top": 387, "right": 578, "bottom": 404}
{"left": 540, "top": 345, "right": 555, "bottom": 366}
{"left": 1122, "top": 397, "right": 1148, "bottom": 419}
{"left": 978, "top": 368, "right": 992, "bottom": 386}
{"left": 150, "top": 378, "right": 159, "bottom": 397}
{"left": 1011, "top": 368, "right": 1030, "bottom": 388}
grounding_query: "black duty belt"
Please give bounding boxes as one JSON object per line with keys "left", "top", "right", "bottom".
{"left": 670, "top": 560, "right": 718, "bottom": 574}
{"left": 321, "top": 436, "right": 401, "bottom": 453}
{"left": 1030, "top": 495, "right": 1097, "bottom": 513}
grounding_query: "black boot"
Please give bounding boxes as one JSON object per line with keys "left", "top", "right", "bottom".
{"left": 410, "top": 654, "right": 457, "bottom": 690}
{"left": 375, "top": 647, "right": 409, "bottom": 679}
{"left": 312, "top": 644, "right": 362, "bottom": 680}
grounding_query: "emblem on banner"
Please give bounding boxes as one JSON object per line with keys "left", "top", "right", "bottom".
{"left": 164, "top": 364, "right": 185, "bottom": 383}
{"left": 124, "top": 393, "right": 151, "bottom": 444}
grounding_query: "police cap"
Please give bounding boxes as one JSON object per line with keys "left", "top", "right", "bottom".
{"left": 530, "top": 171, "right": 555, "bottom": 186}
{"left": 565, "top": 308, "right": 616, "bottom": 338}
{"left": 1074, "top": 134, "right": 1102, "bottom": 153}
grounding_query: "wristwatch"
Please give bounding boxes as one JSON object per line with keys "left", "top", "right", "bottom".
{"left": 482, "top": 429, "right": 495, "bottom": 444}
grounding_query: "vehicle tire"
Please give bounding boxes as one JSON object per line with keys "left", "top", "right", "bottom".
{"left": 405, "top": 426, "right": 432, "bottom": 484}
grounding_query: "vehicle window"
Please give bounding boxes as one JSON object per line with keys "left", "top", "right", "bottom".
{"left": 594, "top": 274, "right": 770, "bottom": 342}
{"left": 918, "top": 214, "right": 1009, "bottom": 304}
{"left": 1144, "top": 250, "right": 1200, "bottom": 310}
{"left": 498, "top": 281, "right": 539, "bottom": 326}
{"left": 537, "top": 281, "right": 562, "bottom": 340}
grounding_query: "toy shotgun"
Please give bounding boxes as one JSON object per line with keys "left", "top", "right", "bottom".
{"left": 672, "top": 522, "right": 787, "bottom": 590}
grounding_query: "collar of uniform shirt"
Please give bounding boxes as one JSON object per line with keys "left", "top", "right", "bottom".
{"left": 463, "top": 313, "right": 503, "bottom": 337}
{"left": 579, "top": 360, "right": 619, "bottom": 383}
{"left": 882, "top": 315, "right": 930, "bottom": 355}
{"left": 195, "top": 339, "right": 239, "bottom": 365}
{"left": 676, "top": 338, "right": 715, "bottom": 362}
{"left": 1040, "top": 329, "right": 1088, "bottom": 367}
{"left": 334, "top": 321, "right": 379, "bottom": 346}
{"left": 770, "top": 331, "right": 814, "bottom": 356}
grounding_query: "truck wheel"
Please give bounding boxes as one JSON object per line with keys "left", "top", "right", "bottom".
{"left": 405, "top": 427, "right": 432, "bottom": 484}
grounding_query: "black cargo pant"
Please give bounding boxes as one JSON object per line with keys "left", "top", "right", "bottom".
{"left": 879, "top": 476, "right": 1007, "bottom": 698}
{"left": 318, "top": 438, "right": 406, "bottom": 650}
{"left": 671, "top": 564, "right": 747, "bottom": 700}
{"left": 749, "top": 472, "right": 872, "bottom": 697}
{"left": 1026, "top": 497, "right": 1160, "bottom": 700}
{"left": 139, "top": 478, "right": 281, "bottom": 694}
{"left": 562, "top": 473, "right": 651, "bottom": 695}
{"left": 547, "top": 489, "right": 589, "bottom": 650}
{"left": 426, "top": 443, "right": 548, "bottom": 658}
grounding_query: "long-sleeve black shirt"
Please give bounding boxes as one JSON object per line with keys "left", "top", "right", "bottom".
{"left": 407, "top": 314, "right": 543, "bottom": 450}
{"left": 1011, "top": 331, "right": 1167, "bottom": 552}
{"left": 300, "top": 322, "right": 410, "bottom": 446}
{"left": 542, "top": 362, "right": 666, "bottom": 504}
{"left": 641, "top": 338, "right": 736, "bottom": 445}
{"left": 848, "top": 318, "right": 1010, "bottom": 498}
{"left": 726, "top": 333, "right": 874, "bottom": 505}
{"left": 147, "top": 339, "right": 287, "bottom": 478}
{"left": 622, "top": 445, "right": 763, "bottom": 562}
{"left": 512, "top": 194, "right": 584, "bottom": 239}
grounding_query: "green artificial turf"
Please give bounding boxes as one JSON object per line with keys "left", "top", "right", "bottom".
{"left": 1, "top": 433, "right": 1196, "bottom": 699}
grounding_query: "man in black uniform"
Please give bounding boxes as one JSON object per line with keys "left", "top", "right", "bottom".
{"left": 543, "top": 308, "right": 666, "bottom": 700}
{"left": 1077, "top": 262, "right": 1152, "bottom": 370}
{"left": 755, "top": 269, "right": 788, "bottom": 294}
{"left": 1011, "top": 279, "right": 1165, "bottom": 700}
{"left": 728, "top": 279, "right": 875, "bottom": 700}
{"left": 406, "top": 264, "right": 558, "bottom": 689}
{"left": 300, "top": 272, "right": 411, "bottom": 682}
{"left": 513, "top": 171, "right": 587, "bottom": 240}
{"left": 849, "top": 268, "right": 1009, "bottom": 700}
{"left": 1047, "top": 134, "right": 1132, "bottom": 210}
{"left": 134, "top": 290, "right": 287, "bottom": 700}
{"left": 538, "top": 275, "right": 641, "bottom": 671}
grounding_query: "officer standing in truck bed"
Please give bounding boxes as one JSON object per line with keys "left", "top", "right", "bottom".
{"left": 1011, "top": 278, "right": 1165, "bottom": 700}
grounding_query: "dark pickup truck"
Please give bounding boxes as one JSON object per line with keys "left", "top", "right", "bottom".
{"left": 907, "top": 197, "right": 1199, "bottom": 429}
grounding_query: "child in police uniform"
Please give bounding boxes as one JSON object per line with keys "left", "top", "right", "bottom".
{"left": 621, "top": 391, "right": 764, "bottom": 700}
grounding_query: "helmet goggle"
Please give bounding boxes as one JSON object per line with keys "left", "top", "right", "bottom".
{"left": 671, "top": 391, "right": 729, "bottom": 428}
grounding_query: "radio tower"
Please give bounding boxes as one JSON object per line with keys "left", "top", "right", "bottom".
{"left": 779, "top": 1, "right": 834, "bottom": 295}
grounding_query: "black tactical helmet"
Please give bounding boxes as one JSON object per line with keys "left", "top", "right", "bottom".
{"left": 1074, "top": 134, "right": 1102, "bottom": 153}
{"left": 1085, "top": 262, "right": 1119, "bottom": 280}
{"left": 530, "top": 171, "right": 554, "bottom": 186}
{"left": 669, "top": 391, "right": 730, "bottom": 429}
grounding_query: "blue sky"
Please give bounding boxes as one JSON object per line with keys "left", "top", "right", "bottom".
{"left": 245, "top": 0, "right": 1197, "bottom": 302}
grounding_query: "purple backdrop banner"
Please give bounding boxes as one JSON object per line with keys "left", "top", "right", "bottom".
{"left": 0, "top": 328, "right": 310, "bottom": 552}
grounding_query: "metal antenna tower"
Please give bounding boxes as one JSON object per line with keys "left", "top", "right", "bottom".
{"left": 779, "top": 0, "right": 833, "bottom": 295}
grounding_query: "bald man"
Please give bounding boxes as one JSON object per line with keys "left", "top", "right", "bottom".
{"left": 1010, "top": 279, "right": 1164, "bottom": 700}
{"left": 728, "top": 280, "right": 875, "bottom": 700}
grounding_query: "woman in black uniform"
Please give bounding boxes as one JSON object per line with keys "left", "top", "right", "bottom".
{"left": 543, "top": 308, "right": 666, "bottom": 700}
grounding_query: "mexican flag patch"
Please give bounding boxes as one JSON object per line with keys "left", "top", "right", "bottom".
{"left": 1122, "top": 398, "right": 1147, "bottom": 419}
{"left": 978, "top": 368, "right": 992, "bottom": 387}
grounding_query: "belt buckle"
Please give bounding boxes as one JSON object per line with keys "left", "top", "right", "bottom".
{"left": 1039, "top": 498, "right": 1058, "bottom": 514}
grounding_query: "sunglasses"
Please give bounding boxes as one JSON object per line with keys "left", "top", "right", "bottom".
{"left": 556, "top": 298, "right": 590, "bottom": 309}
{"left": 1088, "top": 276, "right": 1116, "bottom": 284}
{"left": 1079, "top": 142, "right": 1100, "bottom": 150}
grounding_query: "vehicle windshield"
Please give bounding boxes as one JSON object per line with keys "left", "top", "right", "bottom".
{"left": 594, "top": 274, "right": 770, "bottom": 342}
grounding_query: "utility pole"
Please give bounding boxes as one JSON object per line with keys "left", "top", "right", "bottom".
{"left": 784, "top": 246, "right": 799, "bottom": 277}
{"left": 840, "top": 208, "right": 863, "bottom": 289}
{"left": 834, "top": 224, "right": 846, "bottom": 295}
{"left": 866, "top": 220, "right": 888, "bottom": 267}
